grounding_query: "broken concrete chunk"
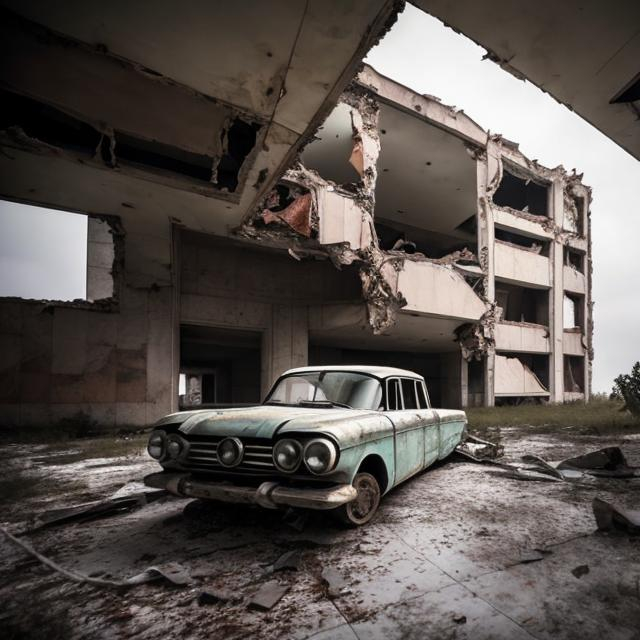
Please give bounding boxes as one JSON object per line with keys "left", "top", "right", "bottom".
{"left": 571, "top": 565, "right": 590, "bottom": 579}
{"left": 456, "top": 434, "right": 504, "bottom": 461}
{"left": 558, "top": 447, "right": 636, "bottom": 478}
{"left": 197, "top": 589, "right": 233, "bottom": 606}
{"left": 126, "top": 562, "right": 192, "bottom": 586}
{"left": 269, "top": 549, "right": 302, "bottom": 573}
{"left": 248, "top": 581, "right": 290, "bottom": 611}
{"left": 321, "top": 566, "right": 348, "bottom": 598}
{"left": 592, "top": 498, "right": 640, "bottom": 535}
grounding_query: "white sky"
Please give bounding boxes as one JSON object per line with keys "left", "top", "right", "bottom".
{"left": 366, "top": 5, "right": 640, "bottom": 394}
{"left": 0, "top": 200, "right": 87, "bottom": 301}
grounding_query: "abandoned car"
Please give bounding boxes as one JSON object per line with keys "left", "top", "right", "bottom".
{"left": 144, "top": 365, "right": 467, "bottom": 525}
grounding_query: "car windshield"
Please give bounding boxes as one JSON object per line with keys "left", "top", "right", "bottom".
{"left": 266, "top": 371, "right": 383, "bottom": 410}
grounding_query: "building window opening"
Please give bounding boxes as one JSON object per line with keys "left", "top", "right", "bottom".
{"left": 565, "top": 247, "right": 585, "bottom": 273}
{"left": 494, "top": 227, "right": 550, "bottom": 257}
{"left": 0, "top": 199, "right": 117, "bottom": 303}
{"left": 563, "top": 293, "right": 584, "bottom": 330}
{"left": 493, "top": 167, "right": 549, "bottom": 216}
{"left": 564, "top": 355, "right": 584, "bottom": 393}
{"left": 496, "top": 283, "right": 549, "bottom": 325}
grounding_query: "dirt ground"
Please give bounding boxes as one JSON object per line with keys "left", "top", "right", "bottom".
{"left": 1, "top": 425, "right": 639, "bottom": 640}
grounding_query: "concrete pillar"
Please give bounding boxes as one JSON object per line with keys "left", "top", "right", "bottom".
{"left": 550, "top": 179, "right": 565, "bottom": 403}
{"left": 260, "top": 305, "right": 308, "bottom": 399}
{"left": 477, "top": 146, "right": 497, "bottom": 407}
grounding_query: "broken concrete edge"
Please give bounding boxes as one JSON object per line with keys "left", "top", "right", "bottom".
{"left": 233, "top": 74, "right": 591, "bottom": 353}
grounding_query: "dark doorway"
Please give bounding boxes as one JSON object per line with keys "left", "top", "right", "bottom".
{"left": 179, "top": 325, "right": 261, "bottom": 408}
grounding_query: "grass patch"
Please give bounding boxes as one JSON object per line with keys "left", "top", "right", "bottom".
{"left": 467, "top": 398, "right": 640, "bottom": 435}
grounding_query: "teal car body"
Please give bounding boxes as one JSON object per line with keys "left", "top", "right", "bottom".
{"left": 144, "top": 365, "right": 467, "bottom": 524}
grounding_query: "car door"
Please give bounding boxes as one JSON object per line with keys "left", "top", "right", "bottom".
{"left": 416, "top": 379, "right": 440, "bottom": 467}
{"left": 386, "top": 377, "right": 426, "bottom": 484}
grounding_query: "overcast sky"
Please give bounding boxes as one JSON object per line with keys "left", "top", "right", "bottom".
{"left": 0, "top": 201, "right": 87, "bottom": 301}
{"left": 366, "top": 5, "right": 640, "bottom": 394}
{"left": 0, "top": 5, "right": 637, "bottom": 393}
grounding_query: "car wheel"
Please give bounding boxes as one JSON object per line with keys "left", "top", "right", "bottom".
{"left": 334, "top": 472, "right": 381, "bottom": 526}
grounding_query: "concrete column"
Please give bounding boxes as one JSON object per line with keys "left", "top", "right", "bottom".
{"left": 260, "top": 305, "right": 308, "bottom": 399}
{"left": 550, "top": 179, "right": 565, "bottom": 403}
{"left": 477, "top": 147, "right": 497, "bottom": 406}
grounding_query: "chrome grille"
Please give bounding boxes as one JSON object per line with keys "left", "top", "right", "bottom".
{"left": 183, "top": 438, "right": 276, "bottom": 474}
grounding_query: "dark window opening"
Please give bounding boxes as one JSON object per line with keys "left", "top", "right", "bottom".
{"left": 416, "top": 381, "right": 429, "bottom": 409}
{"left": 216, "top": 119, "right": 261, "bottom": 192}
{"left": 495, "top": 227, "right": 550, "bottom": 256}
{"left": 610, "top": 72, "right": 640, "bottom": 104}
{"left": 179, "top": 325, "right": 261, "bottom": 408}
{"left": 565, "top": 247, "right": 585, "bottom": 273}
{"left": 496, "top": 283, "right": 549, "bottom": 325}
{"left": 468, "top": 359, "right": 484, "bottom": 408}
{"left": 115, "top": 132, "right": 214, "bottom": 181}
{"left": 493, "top": 167, "right": 549, "bottom": 216}
{"left": 564, "top": 356, "right": 585, "bottom": 393}
{"left": 375, "top": 219, "right": 478, "bottom": 261}
{"left": 387, "top": 379, "right": 401, "bottom": 411}
{"left": 563, "top": 293, "right": 584, "bottom": 330}
{"left": 568, "top": 193, "right": 585, "bottom": 235}
{"left": 401, "top": 378, "right": 418, "bottom": 409}
{"left": 0, "top": 89, "right": 101, "bottom": 155}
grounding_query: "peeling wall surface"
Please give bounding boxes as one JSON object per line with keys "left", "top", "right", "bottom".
{"left": 0, "top": 14, "right": 593, "bottom": 427}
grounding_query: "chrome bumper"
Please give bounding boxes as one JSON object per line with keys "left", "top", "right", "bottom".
{"left": 144, "top": 472, "right": 357, "bottom": 510}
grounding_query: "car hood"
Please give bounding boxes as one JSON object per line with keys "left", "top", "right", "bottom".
{"left": 154, "top": 405, "right": 376, "bottom": 440}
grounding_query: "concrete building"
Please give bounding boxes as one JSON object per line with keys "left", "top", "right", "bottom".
{"left": 0, "top": 1, "right": 592, "bottom": 430}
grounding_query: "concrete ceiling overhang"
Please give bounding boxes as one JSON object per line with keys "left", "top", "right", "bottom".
{"left": 413, "top": 0, "right": 640, "bottom": 160}
{"left": 374, "top": 102, "right": 477, "bottom": 236}
{"left": 0, "top": 0, "right": 402, "bottom": 234}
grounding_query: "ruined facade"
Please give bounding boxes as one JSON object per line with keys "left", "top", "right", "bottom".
{"left": 0, "top": 2, "right": 592, "bottom": 429}
{"left": 239, "top": 66, "right": 593, "bottom": 408}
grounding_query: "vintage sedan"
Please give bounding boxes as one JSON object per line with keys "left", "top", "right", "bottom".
{"left": 144, "top": 365, "right": 467, "bottom": 525}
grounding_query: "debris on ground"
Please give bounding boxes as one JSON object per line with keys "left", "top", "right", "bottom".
{"left": 454, "top": 434, "right": 504, "bottom": 461}
{"left": 572, "top": 565, "right": 590, "bottom": 579}
{"left": 197, "top": 589, "right": 234, "bottom": 606}
{"left": 592, "top": 498, "right": 640, "bottom": 535}
{"left": 268, "top": 549, "right": 302, "bottom": 573}
{"left": 247, "top": 581, "right": 290, "bottom": 611}
{"left": 0, "top": 526, "right": 191, "bottom": 589}
{"left": 558, "top": 447, "right": 637, "bottom": 478}
{"left": 508, "top": 548, "right": 553, "bottom": 566}
{"left": 321, "top": 566, "right": 349, "bottom": 598}
{"left": 28, "top": 490, "right": 167, "bottom": 531}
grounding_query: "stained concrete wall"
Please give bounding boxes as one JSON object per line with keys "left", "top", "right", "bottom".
{"left": 179, "top": 231, "right": 363, "bottom": 398}
{"left": 0, "top": 217, "right": 175, "bottom": 430}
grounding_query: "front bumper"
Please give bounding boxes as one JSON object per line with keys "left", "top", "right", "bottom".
{"left": 144, "top": 472, "right": 357, "bottom": 511}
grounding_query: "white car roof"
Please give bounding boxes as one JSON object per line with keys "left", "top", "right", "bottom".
{"left": 282, "top": 365, "right": 424, "bottom": 380}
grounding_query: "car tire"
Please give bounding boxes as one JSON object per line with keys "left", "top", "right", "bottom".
{"left": 334, "top": 472, "right": 381, "bottom": 527}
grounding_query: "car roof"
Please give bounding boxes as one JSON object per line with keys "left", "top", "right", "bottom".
{"left": 281, "top": 365, "right": 424, "bottom": 380}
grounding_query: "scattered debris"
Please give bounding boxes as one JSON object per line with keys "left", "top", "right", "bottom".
{"left": 455, "top": 434, "right": 504, "bottom": 461}
{"left": 262, "top": 192, "right": 312, "bottom": 237}
{"left": 269, "top": 550, "right": 302, "bottom": 573}
{"left": 321, "top": 566, "right": 349, "bottom": 598}
{"left": 0, "top": 526, "right": 191, "bottom": 589}
{"left": 247, "top": 581, "right": 290, "bottom": 611}
{"left": 453, "top": 614, "right": 467, "bottom": 624}
{"left": 126, "top": 562, "right": 192, "bottom": 586}
{"left": 571, "top": 565, "right": 590, "bottom": 579}
{"left": 28, "top": 490, "right": 167, "bottom": 531}
{"left": 592, "top": 498, "right": 640, "bottom": 535}
{"left": 197, "top": 589, "right": 233, "bottom": 606}
{"left": 508, "top": 548, "right": 552, "bottom": 566}
{"left": 558, "top": 447, "right": 637, "bottom": 478}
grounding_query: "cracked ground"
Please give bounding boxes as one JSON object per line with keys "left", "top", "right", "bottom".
{"left": 1, "top": 425, "right": 639, "bottom": 640}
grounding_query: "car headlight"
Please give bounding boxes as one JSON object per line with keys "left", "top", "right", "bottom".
{"left": 217, "top": 437, "right": 243, "bottom": 467}
{"left": 304, "top": 438, "right": 338, "bottom": 475}
{"left": 147, "top": 431, "right": 166, "bottom": 460}
{"left": 273, "top": 439, "right": 302, "bottom": 473}
{"left": 166, "top": 434, "right": 185, "bottom": 459}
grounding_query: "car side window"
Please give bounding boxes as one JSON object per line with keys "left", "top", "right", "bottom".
{"left": 387, "top": 379, "right": 401, "bottom": 410}
{"left": 416, "top": 381, "right": 429, "bottom": 409}
{"left": 401, "top": 378, "right": 418, "bottom": 409}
